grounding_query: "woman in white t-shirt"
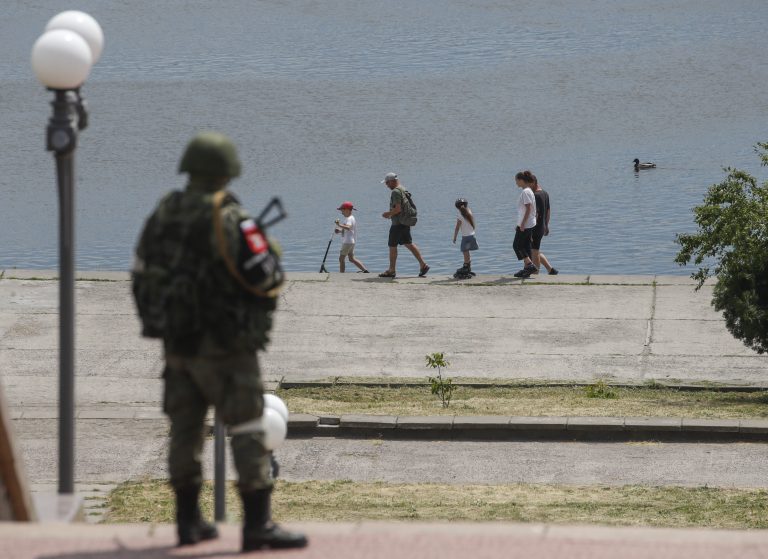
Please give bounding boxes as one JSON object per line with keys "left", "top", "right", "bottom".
{"left": 512, "top": 171, "right": 538, "bottom": 278}
{"left": 452, "top": 198, "right": 478, "bottom": 278}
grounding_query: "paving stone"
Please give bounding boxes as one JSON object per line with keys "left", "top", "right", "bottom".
{"left": 681, "top": 418, "right": 740, "bottom": 433}
{"left": 6, "top": 521, "right": 768, "bottom": 558}
{"left": 523, "top": 274, "right": 590, "bottom": 284}
{"left": 78, "top": 409, "right": 135, "bottom": 419}
{"left": 624, "top": 417, "right": 682, "bottom": 431}
{"left": 653, "top": 275, "right": 703, "bottom": 286}
{"left": 507, "top": 417, "right": 568, "bottom": 431}
{"left": 567, "top": 417, "right": 625, "bottom": 431}
{"left": 396, "top": 416, "right": 454, "bottom": 430}
{"left": 588, "top": 275, "right": 655, "bottom": 285}
{"left": 32, "top": 493, "right": 84, "bottom": 522}
{"left": 133, "top": 409, "right": 165, "bottom": 420}
{"left": 452, "top": 416, "right": 513, "bottom": 429}
{"left": 287, "top": 414, "right": 319, "bottom": 429}
{"left": 21, "top": 408, "right": 58, "bottom": 419}
{"left": 739, "top": 420, "right": 768, "bottom": 434}
{"left": 340, "top": 414, "right": 397, "bottom": 429}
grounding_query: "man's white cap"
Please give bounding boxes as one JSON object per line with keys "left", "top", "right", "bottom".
{"left": 381, "top": 172, "right": 398, "bottom": 183}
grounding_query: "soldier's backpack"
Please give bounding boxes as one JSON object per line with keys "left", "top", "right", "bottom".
{"left": 132, "top": 191, "right": 210, "bottom": 340}
{"left": 399, "top": 188, "right": 418, "bottom": 227}
{"left": 132, "top": 190, "right": 284, "bottom": 345}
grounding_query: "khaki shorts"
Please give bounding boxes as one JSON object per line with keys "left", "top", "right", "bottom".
{"left": 340, "top": 243, "right": 355, "bottom": 256}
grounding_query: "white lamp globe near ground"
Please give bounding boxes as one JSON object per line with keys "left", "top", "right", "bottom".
{"left": 229, "top": 407, "right": 288, "bottom": 450}
{"left": 260, "top": 407, "right": 288, "bottom": 450}
{"left": 31, "top": 29, "right": 92, "bottom": 89}
{"left": 45, "top": 10, "right": 104, "bottom": 63}
{"left": 264, "top": 394, "right": 289, "bottom": 422}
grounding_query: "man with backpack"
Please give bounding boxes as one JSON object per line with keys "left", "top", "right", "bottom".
{"left": 379, "top": 172, "right": 429, "bottom": 278}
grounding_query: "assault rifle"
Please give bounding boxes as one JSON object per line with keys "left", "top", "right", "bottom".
{"left": 255, "top": 197, "right": 287, "bottom": 230}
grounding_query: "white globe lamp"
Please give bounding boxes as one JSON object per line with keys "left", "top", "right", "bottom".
{"left": 31, "top": 30, "right": 92, "bottom": 89}
{"left": 261, "top": 407, "right": 288, "bottom": 450}
{"left": 229, "top": 407, "right": 288, "bottom": 450}
{"left": 46, "top": 10, "right": 104, "bottom": 63}
{"left": 264, "top": 394, "right": 289, "bottom": 422}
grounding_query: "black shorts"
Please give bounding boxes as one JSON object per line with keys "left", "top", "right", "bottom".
{"left": 531, "top": 227, "right": 544, "bottom": 250}
{"left": 512, "top": 227, "right": 533, "bottom": 260}
{"left": 388, "top": 224, "right": 413, "bottom": 247}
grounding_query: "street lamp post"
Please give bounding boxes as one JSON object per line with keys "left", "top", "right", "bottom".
{"left": 31, "top": 11, "right": 103, "bottom": 495}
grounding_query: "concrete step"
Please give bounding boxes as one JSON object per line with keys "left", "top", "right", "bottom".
{"left": 3, "top": 521, "right": 768, "bottom": 559}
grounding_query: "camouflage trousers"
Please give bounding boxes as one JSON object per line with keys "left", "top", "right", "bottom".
{"left": 163, "top": 341, "right": 272, "bottom": 491}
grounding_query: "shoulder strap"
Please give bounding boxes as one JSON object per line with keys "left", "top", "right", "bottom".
{"left": 401, "top": 188, "right": 416, "bottom": 210}
{"left": 212, "top": 190, "right": 282, "bottom": 299}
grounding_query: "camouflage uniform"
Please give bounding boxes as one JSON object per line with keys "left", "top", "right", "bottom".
{"left": 136, "top": 182, "right": 275, "bottom": 492}
{"left": 133, "top": 132, "right": 306, "bottom": 550}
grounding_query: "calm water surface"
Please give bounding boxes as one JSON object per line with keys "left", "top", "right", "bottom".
{"left": 2, "top": 0, "right": 767, "bottom": 275}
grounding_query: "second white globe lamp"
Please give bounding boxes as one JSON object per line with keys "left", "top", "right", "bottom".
{"left": 229, "top": 407, "right": 288, "bottom": 450}
{"left": 31, "top": 29, "right": 92, "bottom": 89}
{"left": 46, "top": 10, "right": 104, "bottom": 63}
{"left": 264, "top": 394, "right": 289, "bottom": 422}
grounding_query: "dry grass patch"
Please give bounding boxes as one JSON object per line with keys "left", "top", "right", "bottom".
{"left": 105, "top": 480, "right": 768, "bottom": 529}
{"left": 276, "top": 384, "right": 768, "bottom": 419}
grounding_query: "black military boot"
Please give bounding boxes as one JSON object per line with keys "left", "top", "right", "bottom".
{"left": 240, "top": 488, "right": 308, "bottom": 551}
{"left": 175, "top": 485, "right": 219, "bottom": 546}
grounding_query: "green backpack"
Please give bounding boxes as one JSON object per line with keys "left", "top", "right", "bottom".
{"left": 132, "top": 191, "right": 213, "bottom": 341}
{"left": 132, "top": 190, "right": 281, "bottom": 353}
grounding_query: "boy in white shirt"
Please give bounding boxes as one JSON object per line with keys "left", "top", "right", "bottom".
{"left": 335, "top": 201, "right": 369, "bottom": 273}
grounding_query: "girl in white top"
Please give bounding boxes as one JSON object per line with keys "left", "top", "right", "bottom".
{"left": 452, "top": 198, "right": 478, "bottom": 277}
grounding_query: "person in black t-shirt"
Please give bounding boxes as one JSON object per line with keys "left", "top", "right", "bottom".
{"left": 530, "top": 173, "right": 558, "bottom": 275}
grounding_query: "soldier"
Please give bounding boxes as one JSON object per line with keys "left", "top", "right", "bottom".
{"left": 132, "top": 131, "right": 307, "bottom": 551}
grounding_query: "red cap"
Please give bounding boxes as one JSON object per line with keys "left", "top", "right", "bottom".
{"left": 337, "top": 201, "right": 355, "bottom": 210}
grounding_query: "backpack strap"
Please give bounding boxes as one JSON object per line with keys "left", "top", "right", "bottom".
{"left": 212, "top": 190, "right": 282, "bottom": 299}
{"left": 403, "top": 190, "right": 416, "bottom": 210}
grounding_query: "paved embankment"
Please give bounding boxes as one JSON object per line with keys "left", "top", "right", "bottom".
{"left": 4, "top": 270, "right": 768, "bottom": 519}
{"left": 2, "top": 270, "right": 767, "bottom": 413}
{"left": 4, "top": 522, "right": 768, "bottom": 559}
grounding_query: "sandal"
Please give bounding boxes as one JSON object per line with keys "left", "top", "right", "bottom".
{"left": 418, "top": 264, "right": 430, "bottom": 277}
{"left": 378, "top": 271, "right": 396, "bottom": 278}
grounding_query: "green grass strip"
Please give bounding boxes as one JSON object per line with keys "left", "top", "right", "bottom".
{"left": 104, "top": 480, "right": 768, "bottom": 529}
{"left": 276, "top": 384, "right": 768, "bottom": 419}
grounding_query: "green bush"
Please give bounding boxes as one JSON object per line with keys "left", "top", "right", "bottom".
{"left": 584, "top": 380, "right": 618, "bottom": 399}
{"left": 675, "top": 142, "right": 768, "bottom": 354}
{"left": 426, "top": 352, "right": 454, "bottom": 407}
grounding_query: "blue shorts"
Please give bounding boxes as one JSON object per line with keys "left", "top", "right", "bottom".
{"left": 460, "top": 235, "right": 479, "bottom": 252}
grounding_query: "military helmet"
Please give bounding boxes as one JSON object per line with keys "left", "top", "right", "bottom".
{"left": 178, "top": 131, "right": 242, "bottom": 178}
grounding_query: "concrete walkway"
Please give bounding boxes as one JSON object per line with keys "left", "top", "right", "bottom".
{"left": 13, "top": 416, "right": 768, "bottom": 488}
{"left": 2, "top": 271, "right": 767, "bottom": 412}
{"left": 4, "top": 271, "right": 768, "bottom": 540}
{"left": 4, "top": 522, "right": 768, "bottom": 559}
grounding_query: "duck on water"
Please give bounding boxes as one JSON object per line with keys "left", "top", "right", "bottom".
{"left": 634, "top": 158, "right": 656, "bottom": 171}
